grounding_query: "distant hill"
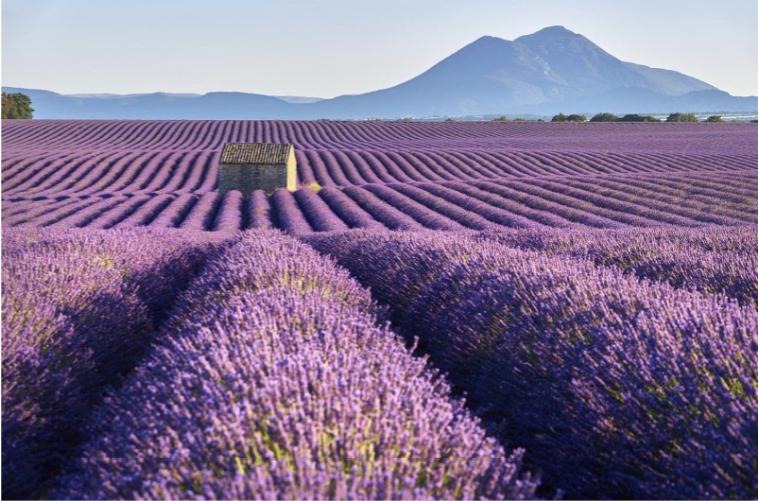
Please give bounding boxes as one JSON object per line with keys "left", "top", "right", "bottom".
{"left": 4, "top": 26, "right": 757, "bottom": 119}
{"left": 273, "top": 96, "right": 325, "bottom": 104}
{"left": 0, "top": 88, "right": 307, "bottom": 119}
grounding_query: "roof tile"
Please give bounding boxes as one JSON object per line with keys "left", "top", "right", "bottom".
{"left": 220, "top": 143, "right": 293, "bottom": 164}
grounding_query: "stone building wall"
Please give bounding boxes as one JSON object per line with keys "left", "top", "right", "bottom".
{"left": 218, "top": 163, "right": 290, "bottom": 195}
{"left": 218, "top": 143, "right": 298, "bottom": 195}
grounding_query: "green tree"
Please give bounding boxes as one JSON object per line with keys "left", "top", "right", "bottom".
{"left": 666, "top": 112, "right": 698, "bottom": 122}
{"left": 704, "top": 115, "right": 724, "bottom": 122}
{"left": 590, "top": 112, "right": 618, "bottom": 122}
{"left": 551, "top": 113, "right": 568, "bottom": 122}
{"left": 618, "top": 114, "right": 661, "bottom": 122}
{"left": 1, "top": 92, "right": 34, "bottom": 119}
{"left": 566, "top": 114, "right": 587, "bottom": 122}
{"left": 492, "top": 116, "right": 508, "bottom": 122}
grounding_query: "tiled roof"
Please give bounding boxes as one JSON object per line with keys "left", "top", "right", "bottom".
{"left": 220, "top": 143, "right": 293, "bottom": 164}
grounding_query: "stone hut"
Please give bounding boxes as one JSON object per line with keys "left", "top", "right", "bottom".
{"left": 218, "top": 143, "right": 296, "bottom": 195}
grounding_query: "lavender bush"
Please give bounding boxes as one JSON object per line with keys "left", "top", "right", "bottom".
{"left": 270, "top": 188, "right": 314, "bottom": 235}
{"left": 54, "top": 230, "right": 537, "bottom": 500}
{"left": 246, "top": 189, "right": 275, "bottom": 229}
{"left": 212, "top": 190, "right": 244, "bottom": 232}
{"left": 306, "top": 230, "right": 758, "bottom": 499}
{"left": 481, "top": 225, "right": 758, "bottom": 309}
{"left": 2, "top": 227, "right": 231, "bottom": 499}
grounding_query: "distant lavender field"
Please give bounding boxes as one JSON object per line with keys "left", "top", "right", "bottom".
{"left": 2, "top": 120, "right": 757, "bottom": 500}
{"left": 3, "top": 120, "right": 758, "bottom": 231}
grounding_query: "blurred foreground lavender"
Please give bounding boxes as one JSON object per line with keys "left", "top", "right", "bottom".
{"left": 2, "top": 227, "right": 231, "bottom": 499}
{"left": 305, "top": 227, "right": 758, "bottom": 499}
{"left": 54, "top": 230, "right": 537, "bottom": 500}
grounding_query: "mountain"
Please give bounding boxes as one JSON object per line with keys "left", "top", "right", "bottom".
{"left": 4, "top": 26, "right": 756, "bottom": 119}
{"left": 305, "top": 35, "right": 571, "bottom": 118}
{"left": 514, "top": 26, "right": 715, "bottom": 96}
{"left": 621, "top": 62, "right": 717, "bottom": 96}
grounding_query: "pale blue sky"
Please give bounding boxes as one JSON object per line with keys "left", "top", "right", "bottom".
{"left": 3, "top": 0, "right": 757, "bottom": 97}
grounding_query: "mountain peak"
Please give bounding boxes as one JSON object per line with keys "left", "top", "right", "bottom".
{"left": 515, "top": 25, "right": 579, "bottom": 43}
{"left": 473, "top": 35, "right": 505, "bottom": 43}
{"left": 466, "top": 35, "right": 509, "bottom": 48}
{"left": 528, "top": 25, "right": 576, "bottom": 37}
{"left": 515, "top": 26, "right": 655, "bottom": 95}
{"left": 515, "top": 25, "right": 588, "bottom": 46}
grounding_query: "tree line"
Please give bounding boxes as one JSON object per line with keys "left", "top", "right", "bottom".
{"left": 550, "top": 112, "right": 727, "bottom": 122}
{"left": 2, "top": 92, "right": 34, "bottom": 119}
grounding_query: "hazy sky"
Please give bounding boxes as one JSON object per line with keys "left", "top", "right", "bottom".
{"left": 3, "top": 0, "right": 757, "bottom": 97}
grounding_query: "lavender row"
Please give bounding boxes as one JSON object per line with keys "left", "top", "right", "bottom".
{"left": 270, "top": 188, "right": 314, "bottom": 234}
{"left": 442, "top": 181, "right": 576, "bottom": 227}
{"left": 305, "top": 230, "right": 758, "bottom": 499}
{"left": 178, "top": 192, "right": 221, "bottom": 231}
{"left": 412, "top": 183, "right": 544, "bottom": 229}
{"left": 480, "top": 225, "right": 758, "bottom": 309}
{"left": 246, "top": 189, "right": 274, "bottom": 229}
{"left": 318, "top": 187, "right": 386, "bottom": 230}
{"left": 362, "top": 184, "right": 465, "bottom": 231}
{"left": 293, "top": 187, "right": 350, "bottom": 232}
{"left": 87, "top": 194, "right": 155, "bottom": 228}
{"left": 5, "top": 120, "right": 758, "bottom": 158}
{"left": 340, "top": 186, "right": 425, "bottom": 231}
{"left": 5, "top": 148, "right": 757, "bottom": 198}
{"left": 145, "top": 193, "right": 198, "bottom": 228}
{"left": 389, "top": 184, "right": 500, "bottom": 230}
{"left": 613, "top": 174, "right": 758, "bottom": 219}
{"left": 496, "top": 179, "right": 666, "bottom": 226}
{"left": 5, "top": 175, "right": 758, "bottom": 233}
{"left": 212, "top": 189, "right": 244, "bottom": 231}
{"left": 2, "top": 227, "right": 230, "bottom": 499}
{"left": 2, "top": 151, "right": 219, "bottom": 198}
{"left": 2, "top": 196, "right": 83, "bottom": 227}
{"left": 55, "top": 230, "right": 537, "bottom": 500}
{"left": 470, "top": 180, "right": 624, "bottom": 227}
{"left": 528, "top": 177, "right": 746, "bottom": 226}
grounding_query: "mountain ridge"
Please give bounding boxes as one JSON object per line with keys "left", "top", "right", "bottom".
{"left": 4, "top": 26, "right": 756, "bottom": 119}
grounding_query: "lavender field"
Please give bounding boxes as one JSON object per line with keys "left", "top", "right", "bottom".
{"left": 2, "top": 120, "right": 758, "bottom": 500}
{"left": 3, "top": 120, "right": 758, "bottom": 231}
